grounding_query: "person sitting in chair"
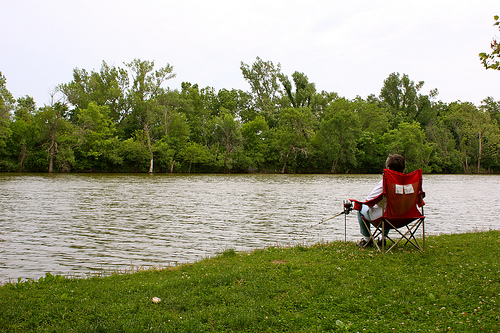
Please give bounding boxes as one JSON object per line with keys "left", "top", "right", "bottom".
{"left": 356, "top": 154, "right": 406, "bottom": 247}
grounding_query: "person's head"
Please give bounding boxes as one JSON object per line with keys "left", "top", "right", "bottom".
{"left": 385, "top": 154, "right": 405, "bottom": 172}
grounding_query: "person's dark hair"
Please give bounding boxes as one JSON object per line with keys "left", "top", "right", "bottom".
{"left": 386, "top": 154, "right": 405, "bottom": 172}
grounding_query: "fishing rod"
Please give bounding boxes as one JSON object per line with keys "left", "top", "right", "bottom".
{"left": 303, "top": 200, "right": 354, "bottom": 241}
{"left": 303, "top": 210, "right": 345, "bottom": 230}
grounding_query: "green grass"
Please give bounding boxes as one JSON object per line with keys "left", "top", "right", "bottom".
{"left": 1, "top": 231, "right": 499, "bottom": 332}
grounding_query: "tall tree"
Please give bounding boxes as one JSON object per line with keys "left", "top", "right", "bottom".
{"left": 240, "top": 57, "right": 283, "bottom": 126}
{"left": 155, "top": 90, "right": 190, "bottom": 172}
{"left": 213, "top": 109, "right": 243, "bottom": 172}
{"left": 350, "top": 97, "right": 391, "bottom": 173}
{"left": 215, "top": 88, "right": 253, "bottom": 122}
{"left": 241, "top": 115, "right": 270, "bottom": 172}
{"left": 379, "top": 72, "right": 437, "bottom": 125}
{"left": 382, "top": 121, "right": 432, "bottom": 173}
{"left": 124, "top": 59, "right": 176, "bottom": 173}
{"left": 314, "top": 98, "right": 361, "bottom": 173}
{"left": 278, "top": 71, "right": 316, "bottom": 108}
{"left": 481, "top": 97, "right": 500, "bottom": 126}
{"left": 275, "top": 107, "right": 315, "bottom": 173}
{"left": 8, "top": 96, "right": 38, "bottom": 171}
{"left": 73, "top": 102, "right": 121, "bottom": 171}
{"left": 36, "top": 96, "right": 75, "bottom": 172}
{"left": 426, "top": 119, "right": 461, "bottom": 173}
{"left": 179, "top": 83, "right": 214, "bottom": 147}
{"left": 59, "top": 61, "right": 129, "bottom": 123}
{"left": 0, "top": 71, "right": 14, "bottom": 156}
{"left": 445, "top": 102, "right": 500, "bottom": 173}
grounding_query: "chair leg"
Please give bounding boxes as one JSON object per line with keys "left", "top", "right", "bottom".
{"left": 386, "top": 219, "right": 424, "bottom": 251}
{"left": 382, "top": 221, "right": 386, "bottom": 253}
{"left": 422, "top": 219, "right": 425, "bottom": 251}
{"left": 361, "top": 217, "right": 381, "bottom": 250}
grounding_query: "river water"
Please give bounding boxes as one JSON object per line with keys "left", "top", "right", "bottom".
{"left": 1, "top": 173, "right": 499, "bottom": 283}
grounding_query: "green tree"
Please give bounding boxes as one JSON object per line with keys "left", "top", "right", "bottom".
{"left": 426, "top": 120, "right": 462, "bottom": 173}
{"left": 312, "top": 91, "right": 341, "bottom": 118}
{"left": 275, "top": 107, "right": 315, "bottom": 173}
{"left": 382, "top": 121, "right": 432, "bottom": 172}
{"left": 379, "top": 72, "right": 437, "bottom": 125}
{"left": 6, "top": 96, "right": 39, "bottom": 171}
{"left": 59, "top": 61, "right": 129, "bottom": 123}
{"left": 35, "top": 99, "right": 76, "bottom": 172}
{"left": 240, "top": 57, "right": 283, "bottom": 126}
{"left": 119, "top": 130, "right": 150, "bottom": 173}
{"left": 213, "top": 109, "right": 243, "bottom": 172}
{"left": 241, "top": 115, "right": 270, "bottom": 172}
{"left": 351, "top": 97, "right": 391, "bottom": 173}
{"left": 351, "top": 96, "right": 391, "bottom": 135}
{"left": 155, "top": 90, "right": 190, "bottom": 172}
{"left": 179, "top": 83, "right": 214, "bottom": 147}
{"left": 124, "top": 59, "right": 176, "bottom": 173}
{"left": 314, "top": 98, "right": 361, "bottom": 173}
{"left": 445, "top": 102, "right": 500, "bottom": 173}
{"left": 73, "top": 102, "right": 121, "bottom": 171}
{"left": 181, "top": 142, "right": 210, "bottom": 173}
{"left": 479, "top": 15, "right": 500, "bottom": 70}
{"left": 0, "top": 71, "right": 14, "bottom": 157}
{"left": 279, "top": 71, "right": 316, "bottom": 109}
{"left": 481, "top": 97, "right": 500, "bottom": 126}
{"left": 215, "top": 88, "right": 253, "bottom": 121}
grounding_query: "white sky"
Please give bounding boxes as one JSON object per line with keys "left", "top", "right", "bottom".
{"left": 1, "top": 0, "right": 499, "bottom": 107}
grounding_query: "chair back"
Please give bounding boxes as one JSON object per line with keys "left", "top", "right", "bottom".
{"left": 383, "top": 168, "right": 425, "bottom": 228}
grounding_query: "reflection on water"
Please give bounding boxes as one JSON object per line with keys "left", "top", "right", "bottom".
{"left": 1, "top": 173, "right": 499, "bottom": 282}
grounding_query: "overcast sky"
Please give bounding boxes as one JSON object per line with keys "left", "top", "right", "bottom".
{"left": 1, "top": 0, "right": 499, "bottom": 107}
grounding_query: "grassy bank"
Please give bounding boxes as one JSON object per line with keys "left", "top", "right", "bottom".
{"left": 1, "top": 231, "right": 499, "bottom": 332}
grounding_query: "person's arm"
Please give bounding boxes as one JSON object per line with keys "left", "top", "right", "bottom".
{"left": 351, "top": 179, "right": 384, "bottom": 211}
{"left": 366, "top": 180, "right": 383, "bottom": 201}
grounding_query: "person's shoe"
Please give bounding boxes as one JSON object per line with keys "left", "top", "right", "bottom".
{"left": 356, "top": 238, "right": 373, "bottom": 247}
{"left": 377, "top": 237, "right": 386, "bottom": 248}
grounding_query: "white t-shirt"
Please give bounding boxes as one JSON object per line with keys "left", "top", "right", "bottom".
{"left": 364, "top": 180, "right": 385, "bottom": 220}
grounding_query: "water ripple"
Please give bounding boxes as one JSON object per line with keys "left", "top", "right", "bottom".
{"left": 1, "top": 173, "right": 499, "bottom": 282}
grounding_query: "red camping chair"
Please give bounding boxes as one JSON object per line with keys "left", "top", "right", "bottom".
{"left": 350, "top": 169, "right": 426, "bottom": 252}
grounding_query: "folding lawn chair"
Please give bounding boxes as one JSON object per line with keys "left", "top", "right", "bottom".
{"left": 350, "top": 168, "right": 426, "bottom": 253}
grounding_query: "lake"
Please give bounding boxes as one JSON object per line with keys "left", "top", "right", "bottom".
{"left": 1, "top": 173, "right": 499, "bottom": 283}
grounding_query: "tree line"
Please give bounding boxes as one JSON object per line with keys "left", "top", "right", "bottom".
{"left": 0, "top": 57, "right": 499, "bottom": 174}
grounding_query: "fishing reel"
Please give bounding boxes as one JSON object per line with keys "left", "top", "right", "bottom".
{"left": 343, "top": 200, "right": 353, "bottom": 215}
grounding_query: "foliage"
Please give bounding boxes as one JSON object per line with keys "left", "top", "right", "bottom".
{"left": 479, "top": 15, "right": 500, "bottom": 70}
{"left": 1, "top": 58, "right": 500, "bottom": 173}
{"left": 314, "top": 98, "right": 361, "bottom": 173}
{"left": 1, "top": 231, "right": 499, "bottom": 332}
{"left": 275, "top": 107, "right": 315, "bottom": 173}
{"left": 0, "top": 71, "right": 14, "bottom": 156}
{"left": 382, "top": 121, "right": 433, "bottom": 173}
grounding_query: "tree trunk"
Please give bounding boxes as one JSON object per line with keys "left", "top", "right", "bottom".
{"left": 331, "top": 158, "right": 339, "bottom": 173}
{"left": 331, "top": 150, "right": 342, "bottom": 173}
{"left": 48, "top": 135, "right": 56, "bottom": 173}
{"left": 18, "top": 142, "right": 27, "bottom": 172}
{"left": 144, "top": 124, "right": 154, "bottom": 174}
{"left": 48, "top": 150, "right": 54, "bottom": 173}
{"left": 281, "top": 146, "right": 292, "bottom": 174}
{"left": 149, "top": 158, "right": 154, "bottom": 174}
{"left": 478, "top": 131, "right": 482, "bottom": 173}
{"left": 169, "top": 161, "right": 175, "bottom": 173}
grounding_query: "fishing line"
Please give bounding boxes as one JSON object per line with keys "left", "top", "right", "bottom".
{"left": 301, "top": 200, "right": 354, "bottom": 242}
{"left": 301, "top": 210, "right": 346, "bottom": 232}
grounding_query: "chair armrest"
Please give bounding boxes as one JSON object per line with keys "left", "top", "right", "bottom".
{"left": 350, "top": 193, "right": 384, "bottom": 211}
{"left": 417, "top": 191, "right": 426, "bottom": 207}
